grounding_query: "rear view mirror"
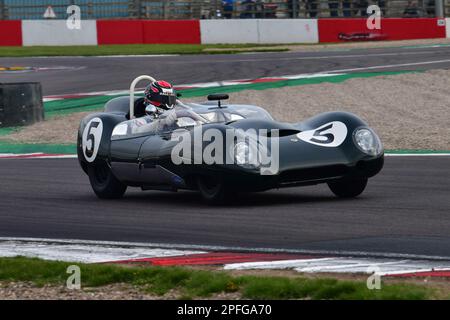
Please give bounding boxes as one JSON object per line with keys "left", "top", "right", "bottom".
{"left": 207, "top": 94, "right": 229, "bottom": 108}
{"left": 207, "top": 94, "right": 229, "bottom": 101}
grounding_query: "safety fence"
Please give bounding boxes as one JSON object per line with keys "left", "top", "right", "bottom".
{"left": 0, "top": 0, "right": 447, "bottom": 20}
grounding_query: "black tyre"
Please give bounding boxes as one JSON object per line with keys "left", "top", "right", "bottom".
{"left": 197, "top": 175, "right": 232, "bottom": 205}
{"left": 87, "top": 161, "right": 127, "bottom": 199}
{"left": 328, "top": 177, "right": 368, "bottom": 198}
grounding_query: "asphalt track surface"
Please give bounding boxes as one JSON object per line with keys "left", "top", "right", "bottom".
{"left": 1, "top": 44, "right": 450, "bottom": 95}
{"left": 0, "top": 156, "right": 449, "bottom": 258}
{"left": 0, "top": 45, "right": 449, "bottom": 259}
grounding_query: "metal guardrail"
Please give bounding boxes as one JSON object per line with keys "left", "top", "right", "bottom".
{"left": 0, "top": 0, "right": 446, "bottom": 19}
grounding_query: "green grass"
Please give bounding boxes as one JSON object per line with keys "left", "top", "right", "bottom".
{"left": 0, "top": 257, "right": 434, "bottom": 299}
{"left": 0, "top": 44, "right": 289, "bottom": 57}
{"left": 0, "top": 142, "right": 76, "bottom": 154}
{"left": 0, "top": 127, "right": 20, "bottom": 137}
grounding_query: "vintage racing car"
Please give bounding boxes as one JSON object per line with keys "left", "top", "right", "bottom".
{"left": 77, "top": 75, "right": 384, "bottom": 204}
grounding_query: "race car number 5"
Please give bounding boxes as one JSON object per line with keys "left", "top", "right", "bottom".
{"left": 297, "top": 121, "right": 347, "bottom": 147}
{"left": 82, "top": 118, "right": 103, "bottom": 163}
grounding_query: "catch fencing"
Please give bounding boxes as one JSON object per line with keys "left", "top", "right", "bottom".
{"left": 0, "top": 0, "right": 447, "bottom": 20}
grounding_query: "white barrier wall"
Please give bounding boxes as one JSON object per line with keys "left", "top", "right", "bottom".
{"left": 446, "top": 18, "right": 450, "bottom": 38}
{"left": 258, "top": 19, "right": 318, "bottom": 44}
{"left": 22, "top": 20, "right": 97, "bottom": 46}
{"left": 200, "top": 19, "right": 318, "bottom": 44}
{"left": 200, "top": 20, "right": 259, "bottom": 44}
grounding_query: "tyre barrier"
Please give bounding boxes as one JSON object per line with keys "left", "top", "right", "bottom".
{"left": 0, "top": 82, "right": 44, "bottom": 127}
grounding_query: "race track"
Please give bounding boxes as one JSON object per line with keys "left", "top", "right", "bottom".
{"left": 0, "top": 156, "right": 449, "bottom": 259}
{"left": 1, "top": 45, "right": 450, "bottom": 95}
{"left": 0, "top": 45, "right": 449, "bottom": 259}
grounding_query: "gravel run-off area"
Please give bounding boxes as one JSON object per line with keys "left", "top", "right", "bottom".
{"left": 0, "top": 282, "right": 240, "bottom": 300}
{"left": 3, "top": 69, "right": 450, "bottom": 150}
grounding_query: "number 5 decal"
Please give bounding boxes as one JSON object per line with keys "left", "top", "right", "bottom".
{"left": 297, "top": 121, "right": 347, "bottom": 147}
{"left": 82, "top": 118, "right": 103, "bottom": 162}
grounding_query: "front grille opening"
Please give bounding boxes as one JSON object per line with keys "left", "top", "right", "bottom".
{"left": 279, "top": 165, "right": 349, "bottom": 183}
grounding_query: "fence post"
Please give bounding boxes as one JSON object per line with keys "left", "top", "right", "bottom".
{"left": 292, "top": 0, "right": 298, "bottom": 18}
{"left": 162, "top": 0, "right": 168, "bottom": 19}
{"left": 435, "top": 0, "right": 444, "bottom": 17}
{"left": 0, "top": 0, "right": 4, "bottom": 20}
{"left": 215, "top": 0, "right": 219, "bottom": 18}
{"left": 87, "top": 2, "right": 93, "bottom": 18}
{"left": 134, "top": 0, "right": 141, "bottom": 18}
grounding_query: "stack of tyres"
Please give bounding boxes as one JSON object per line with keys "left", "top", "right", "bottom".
{"left": 0, "top": 82, "right": 44, "bottom": 127}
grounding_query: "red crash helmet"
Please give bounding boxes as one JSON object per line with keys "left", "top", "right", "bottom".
{"left": 144, "top": 80, "right": 177, "bottom": 110}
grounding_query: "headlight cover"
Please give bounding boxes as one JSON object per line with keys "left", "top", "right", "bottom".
{"left": 353, "top": 128, "right": 383, "bottom": 156}
{"left": 234, "top": 141, "right": 260, "bottom": 168}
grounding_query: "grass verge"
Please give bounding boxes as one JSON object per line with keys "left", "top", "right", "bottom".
{"left": 0, "top": 257, "right": 435, "bottom": 299}
{"left": 0, "top": 44, "right": 289, "bottom": 57}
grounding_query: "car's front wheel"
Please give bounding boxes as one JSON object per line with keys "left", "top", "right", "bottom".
{"left": 197, "top": 175, "right": 233, "bottom": 205}
{"left": 328, "top": 177, "right": 368, "bottom": 198}
{"left": 87, "top": 161, "right": 127, "bottom": 199}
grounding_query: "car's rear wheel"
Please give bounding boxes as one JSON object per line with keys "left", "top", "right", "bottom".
{"left": 328, "top": 177, "right": 368, "bottom": 198}
{"left": 87, "top": 161, "right": 127, "bottom": 199}
{"left": 197, "top": 175, "right": 232, "bottom": 205}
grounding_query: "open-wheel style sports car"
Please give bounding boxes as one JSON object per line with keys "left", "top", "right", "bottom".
{"left": 77, "top": 75, "right": 384, "bottom": 204}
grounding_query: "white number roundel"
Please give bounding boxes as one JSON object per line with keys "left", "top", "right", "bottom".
{"left": 82, "top": 118, "right": 103, "bottom": 163}
{"left": 297, "top": 121, "right": 347, "bottom": 147}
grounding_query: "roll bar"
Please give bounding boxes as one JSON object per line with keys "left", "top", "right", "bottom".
{"left": 129, "top": 75, "right": 156, "bottom": 119}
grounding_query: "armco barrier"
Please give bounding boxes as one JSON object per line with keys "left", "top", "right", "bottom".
{"left": 97, "top": 20, "right": 200, "bottom": 45}
{"left": 318, "top": 18, "right": 446, "bottom": 43}
{"left": 200, "top": 19, "right": 318, "bottom": 44}
{"left": 22, "top": 20, "right": 97, "bottom": 46}
{"left": 0, "top": 20, "right": 22, "bottom": 46}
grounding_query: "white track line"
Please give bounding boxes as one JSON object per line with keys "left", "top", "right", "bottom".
{"left": 224, "top": 258, "right": 335, "bottom": 270}
{"left": 1, "top": 237, "right": 449, "bottom": 261}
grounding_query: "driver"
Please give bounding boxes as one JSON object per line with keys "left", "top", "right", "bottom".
{"left": 143, "top": 80, "right": 177, "bottom": 117}
{"left": 132, "top": 80, "right": 179, "bottom": 134}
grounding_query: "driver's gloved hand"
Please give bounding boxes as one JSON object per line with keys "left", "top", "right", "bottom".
{"left": 160, "top": 109, "right": 178, "bottom": 126}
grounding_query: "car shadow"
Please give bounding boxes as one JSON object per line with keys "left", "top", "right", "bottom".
{"left": 119, "top": 188, "right": 351, "bottom": 208}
